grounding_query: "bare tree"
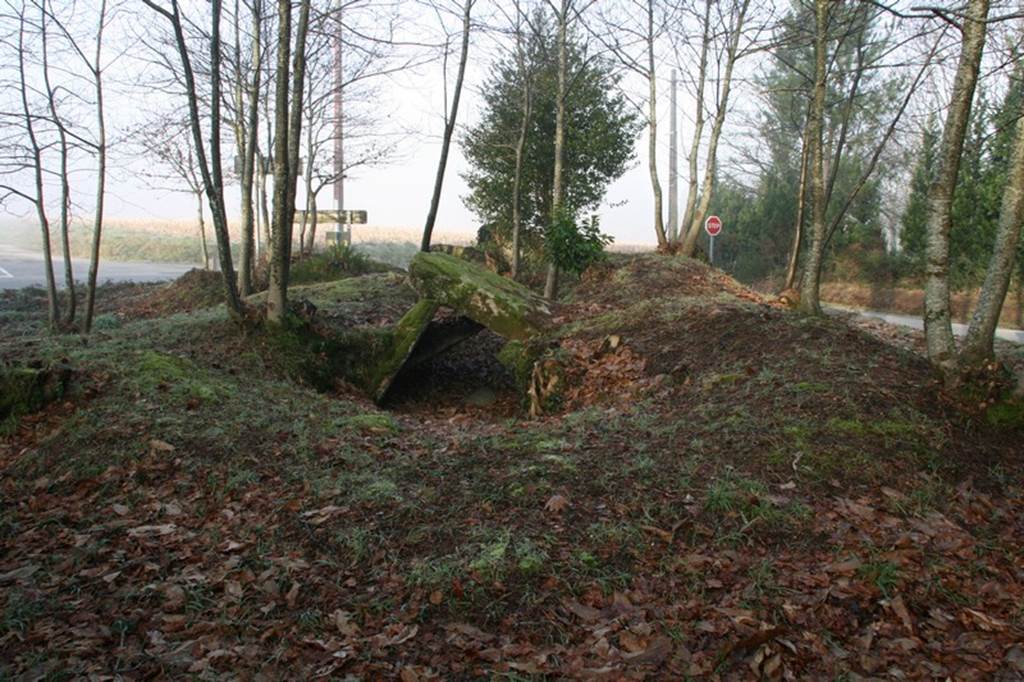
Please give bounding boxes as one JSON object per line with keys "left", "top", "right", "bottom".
{"left": 39, "top": 0, "right": 75, "bottom": 327}
{"left": 678, "top": 0, "right": 711, "bottom": 249}
{"left": 679, "top": 0, "right": 752, "bottom": 257}
{"left": 79, "top": 0, "right": 109, "bottom": 334}
{"left": 266, "top": 0, "right": 313, "bottom": 323}
{"left": 143, "top": 0, "right": 244, "bottom": 319}
{"left": 0, "top": 1, "right": 61, "bottom": 327}
{"left": 795, "top": 4, "right": 939, "bottom": 314}
{"left": 420, "top": 0, "right": 475, "bottom": 252}
{"left": 592, "top": 0, "right": 672, "bottom": 249}
{"left": 135, "top": 116, "right": 212, "bottom": 269}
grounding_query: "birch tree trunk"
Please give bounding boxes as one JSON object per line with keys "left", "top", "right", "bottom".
{"left": 680, "top": 0, "right": 711, "bottom": 242}
{"left": 646, "top": 0, "right": 667, "bottom": 249}
{"left": 798, "top": 0, "right": 829, "bottom": 314}
{"left": 960, "top": 92, "right": 1024, "bottom": 366}
{"left": 421, "top": 0, "right": 474, "bottom": 252}
{"left": 923, "top": 0, "right": 990, "bottom": 374}
{"left": 681, "top": 0, "right": 749, "bottom": 257}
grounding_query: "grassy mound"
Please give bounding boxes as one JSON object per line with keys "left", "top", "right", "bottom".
{"left": 118, "top": 268, "right": 226, "bottom": 319}
{"left": 0, "top": 255, "right": 1021, "bottom": 679}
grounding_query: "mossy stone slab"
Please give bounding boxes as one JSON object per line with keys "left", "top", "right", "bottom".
{"left": 368, "top": 299, "right": 440, "bottom": 403}
{"left": 408, "top": 252, "right": 550, "bottom": 341}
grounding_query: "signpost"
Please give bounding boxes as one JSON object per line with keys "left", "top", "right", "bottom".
{"left": 295, "top": 209, "right": 367, "bottom": 225}
{"left": 704, "top": 215, "right": 722, "bottom": 265}
{"left": 293, "top": 209, "right": 368, "bottom": 247}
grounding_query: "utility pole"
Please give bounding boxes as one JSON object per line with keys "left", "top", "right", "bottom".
{"left": 668, "top": 69, "right": 678, "bottom": 242}
{"left": 333, "top": 0, "right": 346, "bottom": 245}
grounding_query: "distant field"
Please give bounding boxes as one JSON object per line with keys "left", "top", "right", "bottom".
{"left": 4, "top": 218, "right": 651, "bottom": 270}
{"left": 4, "top": 219, "right": 477, "bottom": 269}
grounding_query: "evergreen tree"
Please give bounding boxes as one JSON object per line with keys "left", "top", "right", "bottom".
{"left": 461, "top": 18, "right": 638, "bottom": 258}
{"left": 900, "top": 116, "right": 939, "bottom": 271}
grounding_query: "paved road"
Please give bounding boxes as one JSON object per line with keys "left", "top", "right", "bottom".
{"left": 0, "top": 244, "right": 195, "bottom": 290}
{"left": 829, "top": 305, "right": 1024, "bottom": 344}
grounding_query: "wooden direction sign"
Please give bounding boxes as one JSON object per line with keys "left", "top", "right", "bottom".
{"left": 294, "top": 209, "right": 367, "bottom": 224}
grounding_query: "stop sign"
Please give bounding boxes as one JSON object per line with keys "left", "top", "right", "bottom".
{"left": 705, "top": 215, "right": 722, "bottom": 237}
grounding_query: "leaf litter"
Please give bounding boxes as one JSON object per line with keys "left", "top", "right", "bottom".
{"left": 1, "top": 254, "right": 1022, "bottom": 678}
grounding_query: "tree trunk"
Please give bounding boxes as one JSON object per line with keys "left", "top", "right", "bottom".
{"left": 784, "top": 111, "right": 812, "bottom": 291}
{"left": 546, "top": 0, "right": 570, "bottom": 301}
{"left": 681, "top": 0, "right": 749, "bottom": 257}
{"left": 41, "top": 4, "right": 75, "bottom": 327}
{"left": 300, "top": 111, "right": 315, "bottom": 255}
{"left": 267, "top": 0, "right": 312, "bottom": 322}
{"left": 798, "top": 0, "right": 829, "bottom": 315}
{"left": 196, "top": 191, "right": 210, "bottom": 269}
{"left": 308, "top": 192, "right": 319, "bottom": 252}
{"left": 511, "top": 104, "right": 529, "bottom": 279}
{"left": 510, "top": 0, "right": 530, "bottom": 280}
{"left": 267, "top": 0, "right": 294, "bottom": 323}
{"left": 286, "top": 0, "right": 312, "bottom": 270}
{"left": 421, "top": 0, "right": 473, "bottom": 252}
{"left": 680, "top": 0, "right": 711, "bottom": 242}
{"left": 258, "top": 149, "right": 272, "bottom": 256}
{"left": 646, "top": 0, "right": 667, "bottom": 249}
{"left": 144, "top": 0, "right": 243, "bottom": 316}
{"left": 923, "top": 0, "right": 990, "bottom": 374}
{"left": 206, "top": 0, "right": 243, "bottom": 315}
{"left": 238, "top": 0, "right": 261, "bottom": 296}
{"left": 16, "top": 9, "right": 59, "bottom": 327}
{"left": 960, "top": 92, "right": 1024, "bottom": 366}
{"left": 83, "top": 0, "right": 108, "bottom": 334}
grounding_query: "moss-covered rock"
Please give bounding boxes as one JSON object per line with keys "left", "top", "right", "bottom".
{"left": 408, "top": 252, "right": 550, "bottom": 341}
{"left": 367, "top": 299, "right": 440, "bottom": 402}
{"left": 1, "top": 363, "right": 71, "bottom": 431}
{"left": 497, "top": 340, "right": 545, "bottom": 392}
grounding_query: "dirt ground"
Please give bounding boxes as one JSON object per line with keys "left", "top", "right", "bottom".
{"left": 1, "top": 255, "right": 1022, "bottom": 679}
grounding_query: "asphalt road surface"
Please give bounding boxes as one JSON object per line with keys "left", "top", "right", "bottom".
{"left": 0, "top": 244, "right": 195, "bottom": 290}
{"left": 829, "top": 305, "right": 1024, "bottom": 344}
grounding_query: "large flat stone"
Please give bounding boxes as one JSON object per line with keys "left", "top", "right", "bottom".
{"left": 408, "top": 252, "right": 551, "bottom": 341}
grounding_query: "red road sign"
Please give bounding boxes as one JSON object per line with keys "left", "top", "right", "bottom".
{"left": 705, "top": 215, "right": 722, "bottom": 237}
